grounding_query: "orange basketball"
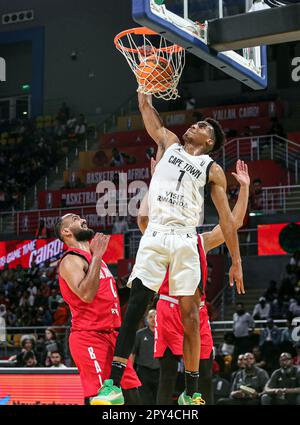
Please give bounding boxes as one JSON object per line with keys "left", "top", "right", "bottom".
{"left": 136, "top": 55, "right": 174, "bottom": 93}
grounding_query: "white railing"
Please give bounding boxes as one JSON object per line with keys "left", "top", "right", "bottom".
{"left": 210, "top": 319, "right": 288, "bottom": 334}
{"left": 13, "top": 133, "right": 300, "bottom": 209}
{"left": 212, "top": 134, "right": 300, "bottom": 183}
{"left": 261, "top": 184, "right": 300, "bottom": 214}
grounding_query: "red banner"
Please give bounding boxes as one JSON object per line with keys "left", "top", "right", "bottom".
{"left": 42, "top": 165, "right": 151, "bottom": 208}
{"left": 201, "top": 100, "right": 284, "bottom": 122}
{"left": 258, "top": 222, "right": 300, "bottom": 256}
{"left": 0, "top": 373, "right": 84, "bottom": 405}
{"left": 0, "top": 235, "right": 124, "bottom": 269}
{"left": 116, "top": 100, "right": 284, "bottom": 132}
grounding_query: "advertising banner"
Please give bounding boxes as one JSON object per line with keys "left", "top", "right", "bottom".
{"left": 42, "top": 165, "right": 151, "bottom": 208}
{"left": 116, "top": 101, "right": 284, "bottom": 131}
{"left": 0, "top": 372, "right": 84, "bottom": 405}
{"left": 258, "top": 222, "right": 300, "bottom": 255}
{"left": 0, "top": 235, "right": 124, "bottom": 268}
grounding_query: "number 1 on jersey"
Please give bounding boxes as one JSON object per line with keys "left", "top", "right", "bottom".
{"left": 176, "top": 170, "right": 186, "bottom": 191}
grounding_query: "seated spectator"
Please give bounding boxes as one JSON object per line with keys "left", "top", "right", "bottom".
{"left": 217, "top": 352, "right": 269, "bottom": 405}
{"left": 92, "top": 150, "right": 109, "bottom": 167}
{"left": 33, "top": 306, "right": 53, "bottom": 327}
{"left": 19, "top": 290, "right": 35, "bottom": 308}
{"left": 23, "top": 350, "right": 39, "bottom": 367}
{"left": 41, "top": 327, "right": 63, "bottom": 366}
{"left": 5, "top": 307, "right": 17, "bottom": 327}
{"left": 110, "top": 148, "right": 135, "bottom": 166}
{"left": 213, "top": 370, "right": 231, "bottom": 404}
{"left": 259, "top": 318, "right": 282, "bottom": 373}
{"left": 271, "top": 295, "right": 291, "bottom": 320}
{"left": 250, "top": 178, "right": 263, "bottom": 211}
{"left": 289, "top": 295, "right": 300, "bottom": 318}
{"left": 261, "top": 352, "right": 300, "bottom": 405}
{"left": 9, "top": 335, "right": 37, "bottom": 366}
{"left": 252, "top": 346, "right": 267, "bottom": 370}
{"left": 252, "top": 297, "right": 271, "bottom": 320}
{"left": 49, "top": 351, "right": 67, "bottom": 368}
{"left": 230, "top": 354, "right": 245, "bottom": 384}
{"left": 264, "top": 280, "right": 278, "bottom": 302}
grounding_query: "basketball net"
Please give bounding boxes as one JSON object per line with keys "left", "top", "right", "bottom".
{"left": 114, "top": 27, "right": 185, "bottom": 100}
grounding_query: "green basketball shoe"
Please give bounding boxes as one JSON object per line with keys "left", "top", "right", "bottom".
{"left": 89, "top": 379, "right": 124, "bottom": 405}
{"left": 178, "top": 391, "right": 206, "bottom": 405}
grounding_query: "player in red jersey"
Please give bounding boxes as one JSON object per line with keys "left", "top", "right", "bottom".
{"left": 138, "top": 159, "right": 250, "bottom": 405}
{"left": 54, "top": 215, "right": 141, "bottom": 405}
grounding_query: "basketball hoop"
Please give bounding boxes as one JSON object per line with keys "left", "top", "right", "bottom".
{"left": 114, "top": 27, "right": 185, "bottom": 100}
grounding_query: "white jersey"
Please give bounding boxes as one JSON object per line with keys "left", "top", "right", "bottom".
{"left": 148, "top": 143, "right": 214, "bottom": 227}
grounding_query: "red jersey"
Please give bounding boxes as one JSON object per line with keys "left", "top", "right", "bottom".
{"left": 58, "top": 247, "right": 121, "bottom": 331}
{"left": 159, "top": 234, "right": 207, "bottom": 300}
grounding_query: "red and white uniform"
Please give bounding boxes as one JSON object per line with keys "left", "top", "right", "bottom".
{"left": 154, "top": 234, "right": 213, "bottom": 360}
{"left": 58, "top": 247, "right": 141, "bottom": 398}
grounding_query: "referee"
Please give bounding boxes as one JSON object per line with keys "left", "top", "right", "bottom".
{"left": 131, "top": 309, "right": 160, "bottom": 405}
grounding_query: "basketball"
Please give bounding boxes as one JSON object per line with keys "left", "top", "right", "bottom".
{"left": 136, "top": 55, "right": 174, "bottom": 93}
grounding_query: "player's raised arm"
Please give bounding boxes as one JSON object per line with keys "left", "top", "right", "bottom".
{"left": 203, "top": 160, "right": 250, "bottom": 253}
{"left": 208, "top": 162, "right": 245, "bottom": 294}
{"left": 138, "top": 92, "right": 179, "bottom": 149}
{"left": 59, "top": 233, "right": 110, "bottom": 303}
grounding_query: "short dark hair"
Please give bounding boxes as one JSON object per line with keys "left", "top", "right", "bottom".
{"left": 23, "top": 350, "right": 36, "bottom": 362}
{"left": 50, "top": 350, "right": 62, "bottom": 357}
{"left": 205, "top": 117, "right": 226, "bottom": 153}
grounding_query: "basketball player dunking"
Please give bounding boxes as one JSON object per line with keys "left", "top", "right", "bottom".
{"left": 138, "top": 159, "right": 250, "bottom": 405}
{"left": 93, "top": 92, "right": 244, "bottom": 405}
{"left": 54, "top": 217, "right": 141, "bottom": 405}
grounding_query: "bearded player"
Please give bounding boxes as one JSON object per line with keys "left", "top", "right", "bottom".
{"left": 138, "top": 159, "right": 250, "bottom": 405}
{"left": 93, "top": 92, "right": 244, "bottom": 406}
{"left": 54, "top": 215, "right": 141, "bottom": 405}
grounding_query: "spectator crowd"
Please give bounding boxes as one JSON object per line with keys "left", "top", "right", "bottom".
{"left": 0, "top": 103, "right": 88, "bottom": 211}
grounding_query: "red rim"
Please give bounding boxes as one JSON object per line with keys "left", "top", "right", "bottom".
{"left": 114, "top": 26, "right": 184, "bottom": 54}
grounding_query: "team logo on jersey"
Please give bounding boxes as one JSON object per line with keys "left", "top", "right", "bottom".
{"left": 99, "top": 262, "right": 113, "bottom": 279}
